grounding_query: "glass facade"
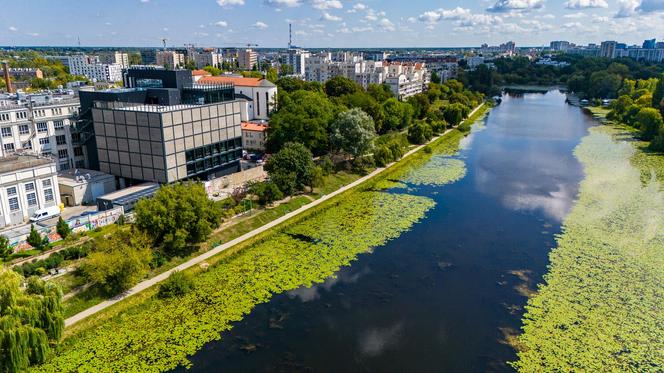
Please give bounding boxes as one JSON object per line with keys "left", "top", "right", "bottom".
{"left": 185, "top": 137, "right": 242, "bottom": 177}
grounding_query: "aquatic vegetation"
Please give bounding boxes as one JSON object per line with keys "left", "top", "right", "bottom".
{"left": 513, "top": 126, "right": 664, "bottom": 371}
{"left": 34, "top": 191, "right": 435, "bottom": 372}
{"left": 400, "top": 157, "right": 466, "bottom": 186}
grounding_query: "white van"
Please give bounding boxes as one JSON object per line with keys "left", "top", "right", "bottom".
{"left": 30, "top": 206, "right": 61, "bottom": 222}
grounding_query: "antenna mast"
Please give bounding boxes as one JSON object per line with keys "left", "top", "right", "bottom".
{"left": 288, "top": 23, "right": 292, "bottom": 49}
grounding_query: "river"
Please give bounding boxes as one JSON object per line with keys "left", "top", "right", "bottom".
{"left": 175, "top": 90, "right": 595, "bottom": 372}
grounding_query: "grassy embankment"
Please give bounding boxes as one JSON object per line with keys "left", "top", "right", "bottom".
{"left": 513, "top": 107, "right": 664, "bottom": 371}
{"left": 35, "top": 105, "right": 490, "bottom": 372}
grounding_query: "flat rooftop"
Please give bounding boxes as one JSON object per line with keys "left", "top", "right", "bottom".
{"left": 58, "top": 168, "right": 115, "bottom": 187}
{"left": 0, "top": 154, "right": 54, "bottom": 174}
{"left": 97, "top": 182, "right": 160, "bottom": 202}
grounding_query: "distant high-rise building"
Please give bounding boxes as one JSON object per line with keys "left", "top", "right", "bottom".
{"left": 237, "top": 49, "right": 257, "bottom": 70}
{"left": 99, "top": 52, "right": 129, "bottom": 68}
{"left": 600, "top": 41, "right": 617, "bottom": 58}
{"left": 286, "top": 48, "right": 309, "bottom": 76}
{"left": 550, "top": 41, "right": 571, "bottom": 51}
{"left": 68, "top": 55, "right": 123, "bottom": 82}
{"left": 193, "top": 51, "right": 222, "bottom": 69}
{"left": 155, "top": 51, "right": 185, "bottom": 69}
{"left": 140, "top": 49, "right": 157, "bottom": 65}
{"left": 643, "top": 39, "right": 657, "bottom": 49}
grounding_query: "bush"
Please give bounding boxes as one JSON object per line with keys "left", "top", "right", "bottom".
{"left": 318, "top": 156, "right": 335, "bottom": 175}
{"left": 249, "top": 181, "right": 284, "bottom": 205}
{"left": 423, "top": 146, "right": 433, "bottom": 154}
{"left": 158, "top": 271, "right": 194, "bottom": 299}
{"left": 56, "top": 217, "right": 71, "bottom": 239}
{"left": 387, "top": 140, "right": 405, "bottom": 159}
{"left": 650, "top": 129, "right": 664, "bottom": 152}
{"left": 352, "top": 155, "right": 374, "bottom": 174}
{"left": 27, "top": 224, "right": 48, "bottom": 250}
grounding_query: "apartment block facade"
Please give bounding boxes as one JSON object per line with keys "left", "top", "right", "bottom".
{"left": 68, "top": 55, "right": 123, "bottom": 82}
{"left": 0, "top": 96, "right": 87, "bottom": 171}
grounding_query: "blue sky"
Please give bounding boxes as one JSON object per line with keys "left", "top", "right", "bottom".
{"left": 1, "top": 0, "right": 664, "bottom": 48}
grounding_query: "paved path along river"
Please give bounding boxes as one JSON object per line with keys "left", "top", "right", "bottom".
{"left": 175, "top": 90, "right": 595, "bottom": 372}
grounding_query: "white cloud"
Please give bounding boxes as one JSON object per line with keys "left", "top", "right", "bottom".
{"left": 216, "top": 0, "right": 245, "bottom": 8}
{"left": 418, "top": 7, "right": 471, "bottom": 23}
{"left": 565, "top": 0, "right": 608, "bottom": 9}
{"left": 294, "top": 30, "right": 307, "bottom": 36}
{"left": 352, "top": 26, "right": 373, "bottom": 32}
{"left": 563, "top": 12, "right": 585, "bottom": 18}
{"left": 140, "top": 0, "right": 149, "bottom": 2}
{"left": 264, "top": 0, "right": 301, "bottom": 8}
{"left": 615, "top": 0, "right": 640, "bottom": 17}
{"left": 252, "top": 21, "right": 269, "bottom": 29}
{"left": 311, "top": 0, "right": 342, "bottom": 10}
{"left": 486, "top": 0, "right": 544, "bottom": 12}
{"left": 377, "top": 18, "right": 395, "bottom": 31}
{"left": 407, "top": 16, "right": 417, "bottom": 23}
{"left": 8, "top": 26, "right": 17, "bottom": 32}
{"left": 215, "top": 21, "right": 228, "bottom": 27}
{"left": 27, "top": 32, "right": 39, "bottom": 37}
{"left": 347, "top": 3, "right": 367, "bottom": 12}
{"left": 321, "top": 12, "right": 342, "bottom": 21}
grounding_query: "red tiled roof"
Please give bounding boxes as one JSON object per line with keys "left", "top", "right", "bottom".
{"left": 241, "top": 122, "right": 268, "bottom": 132}
{"left": 192, "top": 69, "right": 212, "bottom": 76}
{"left": 198, "top": 76, "right": 264, "bottom": 87}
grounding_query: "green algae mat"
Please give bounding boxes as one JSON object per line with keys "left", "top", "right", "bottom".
{"left": 513, "top": 125, "right": 664, "bottom": 371}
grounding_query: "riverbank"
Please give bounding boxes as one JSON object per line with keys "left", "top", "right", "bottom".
{"left": 513, "top": 110, "right": 664, "bottom": 370}
{"left": 35, "top": 105, "right": 489, "bottom": 372}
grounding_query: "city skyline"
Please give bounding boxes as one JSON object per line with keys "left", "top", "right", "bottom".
{"left": 1, "top": 0, "right": 664, "bottom": 48}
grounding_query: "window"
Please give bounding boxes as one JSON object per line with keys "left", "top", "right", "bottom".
{"left": 25, "top": 182, "right": 35, "bottom": 192}
{"left": 19, "top": 125, "right": 29, "bottom": 135}
{"left": 54, "top": 120, "right": 64, "bottom": 129}
{"left": 58, "top": 148, "right": 68, "bottom": 159}
{"left": 43, "top": 188, "right": 54, "bottom": 202}
{"left": 256, "top": 92, "right": 260, "bottom": 116}
{"left": 266, "top": 92, "right": 270, "bottom": 115}
{"left": 59, "top": 162, "right": 70, "bottom": 171}
{"left": 4, "top": 143, "right": 15, "bottom": 152}
{"left": 1, "top": 127, "right": 12, "bottom": 137}
{"left": 39, "top": 137, "right": 50, "bottom": 145}
{"left": 56, "top": 135, "right": 67, "bottom": 145}
{"left": 8, "top": 197, "right": 19, "bottom": 212}
{"left": 37, "top": 122, "right": 48, "bottom": 133}
{"left": 16, "top": 111, "right": 27, "bottom": 120}
{"left": 74, "top": 146, "right": 84, "bottom": 156}
{"left": 34, "top": 110, "right": 45, "bottom": 118}
{"left": 26, "top": 192, "right": 37, "bottom": 207}
{"left": 53, "top": 108, "right": 62, "bottom": 115}
{"left": 7, "top": 186, "right": 17, "bottom": 196}
{"left": 71, "top": 133, "right": 80, "bottom": 142}
{"left": 41, "top": 151, "right": 50, "bottom": 157}
{"left": 22, "top": 141, "right": 32, "bottom": 150}
{"left": 0, "top": 113, "right": 9, "bottom": 122}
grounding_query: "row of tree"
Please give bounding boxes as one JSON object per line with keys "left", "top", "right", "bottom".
{"left": 608, "top": 74, "right": 664, "bottom": 150}
{"left": 462, "top": 54, "right": 664, "bottom": 98}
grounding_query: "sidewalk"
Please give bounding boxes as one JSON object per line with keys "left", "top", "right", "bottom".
{"left": 65, "top": 103, "right": 484, "bottom": 327}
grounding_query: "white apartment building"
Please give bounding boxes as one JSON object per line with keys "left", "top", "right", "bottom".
{"left": 0, "top": 95, "right": 86, "bottom": 172}
{"left": 156, "top": 51, "right": 185, "bottom": 69}
{"left": 193, "top": 52, "right": 222, "bottom": 69}
{"left": 99, "top": 52, "right": 129, "bottom": 68}
{"left": 385, "top": 63, "right": 429, "bottom": 100}
{"left": 286, "top": 48, "right": 309, "bottom": 76}
{"left": 0, "top": 154, "right": 60, "bottom": 227}
{"left": 304, "top": 53, "right": 386, "bottom": 89}
{"left": 238, "top": 49, "right": 258, "bottom": 70}
{"left": 68, "top": 55, "right": 123, "bottom": 82}
{"left": 197, "top": 75, "right": 277, "bottom": 120}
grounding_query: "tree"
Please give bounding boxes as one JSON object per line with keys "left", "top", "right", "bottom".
{"left": 588, "top": 71, "right": 621, "bottom": 98}
{"left": 329, "top": 108, "right": 376, "bottom": 159}
{"left": 265, "top": 142, "right": 316, "bottom": 194}
{"left": 431, "top": 71, "right": 441, "bottom": 84}
{"left": 407, "top": 122, "right": 433, "bottom": 144}
{"left": 441, "top": 103, "right": 469, "bottom": 126}
{"left": 382, "top": 98, "right": 412, "bottom": 133}
{"left": 0, "top": 268, "right": 63, "bottom": 372}
{"left": 407, "top": 93, "right": 431, "bottom": 120}
{"left": 134, "top": 182, "right": 223, "bottom": 255}
{"left": 337, "top": 91, "right": 385, "bottom": 131}
{"left": 81, "top": 230, "right": 152, "bottom": 295}
{"left": 266, "top": 67, "right": 278, "bottom": 83}
{"left": 653, "top": 75, "right": 664, "bottom": 116}
{"left": 203, "top": 65, "right": 221, "bottom": 76}
{"left": 56, "top": 217, "right": 71, "bottom": 239}
{"left": 266, "top": 90, "right": 337, "bottom": 155}
{"left": 128, "top": 53, "right": 142, "bottom": 65}
{"left": 374, "top": 145, "right": 394, "bottom": 167}
{"left": 0, "top": 235, "right": 11, "bottom": 259}
{"left": 367, "top": 83, "right": 394, "bottom": 102}
{"left": 650, "top": 129, "right": 664, "bottom": 152}
{"left": 636, "top": 107, "right": 664, "bottom": 141}
{"left": 324, "top": 76, "right": 362, "bottom": 98}
{"left": 248, "top": 181, "right": 283, "bottom": 205}
{"left": 27, "top": 224, "right": 47, "bottom": 250}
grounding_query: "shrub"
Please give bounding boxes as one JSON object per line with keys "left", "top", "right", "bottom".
{"left": 318, "top": 156, "right": 335, "bottom": 175}
{"left": 407, "top": 122, "right": 433, "bottom": 144}
{"left": 56, "top": 217, "right": 71, "bottom": 239}
{"left": 249, "top": 181, "right": 284, "bottom": 205}
{"left": 374, "top": 145, "right": 394, "bottom": 167}
{"left": 352, "top": 155, "right": 374, "bottom": 174}
{"left": 157, "top": 271, "right": 194, "bottom": 299}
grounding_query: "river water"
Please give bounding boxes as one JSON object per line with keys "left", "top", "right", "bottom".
{"left": 176, "top": 90, "right": 595, "bottom": 372}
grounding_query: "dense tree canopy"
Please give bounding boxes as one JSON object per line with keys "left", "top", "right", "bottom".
{"left": 134, "top": 182, "right": 223, "bottom": 255}
{"left": 264, "top": 142, "right": 316, "bottom": 195}
{"left": 324, "top": 76, "right": 362, "bottom": 97}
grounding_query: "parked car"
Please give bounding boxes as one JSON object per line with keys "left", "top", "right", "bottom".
{"left": 29, "top": 206, "right": 61, "bottom": 222}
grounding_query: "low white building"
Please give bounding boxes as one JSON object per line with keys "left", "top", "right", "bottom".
{"left": 58, "top": 168, "right": 116, "bottom": 206}
{"left": 0, "top": 154, "right": 60, "bottom": 227}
